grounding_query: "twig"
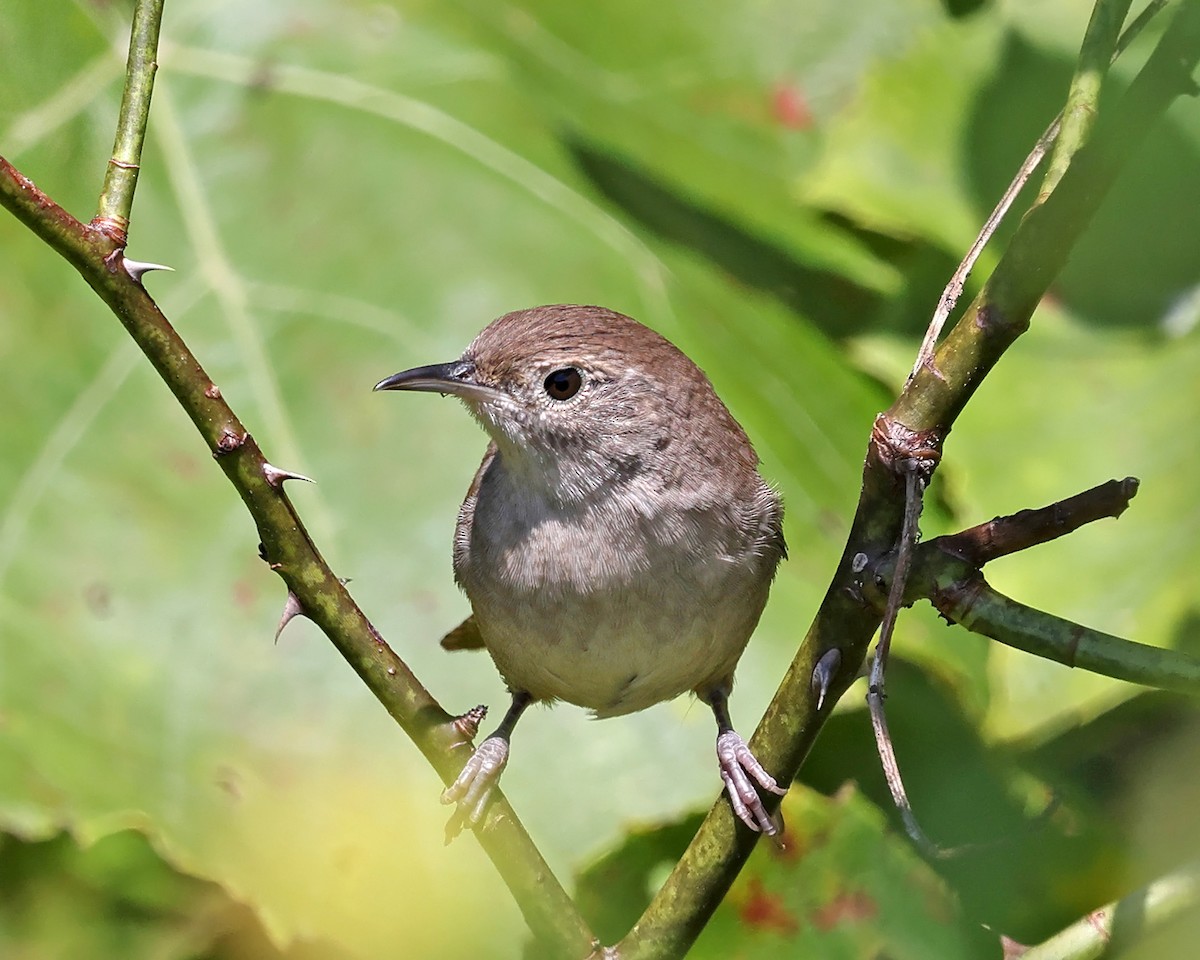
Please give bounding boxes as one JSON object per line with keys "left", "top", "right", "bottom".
{"left": 1041, "top": 0, "right": 1134, "bottom": 197}
{"left": 910, "top": 0, "right": 1171, "bottom": 379}
{"left": 910, "top": 118, "right": 1060, "bottom": 381}
{"left": 94, "top": 0, "right": 165, "bottom": 244}
{"left": 869, "top": 465, "right": 924, "bottom": 684}
{"left": 1017, "top": 859, "right": 1200, "bottom": 960}
{"left": 936, "top": 477, "right": 1140, "bottom": 567}
{"left": 866, "top": 675, "right": 953, "bottom": 859}
{"left": 865, "top": 465, "right": 954, "bottom": 857}
{"left": 933, "top": 576, "right": 1200, "bottom": 695}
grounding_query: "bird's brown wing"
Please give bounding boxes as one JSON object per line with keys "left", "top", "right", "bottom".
{"left": 440, "top": 615, "right": 485, "bottom": 651}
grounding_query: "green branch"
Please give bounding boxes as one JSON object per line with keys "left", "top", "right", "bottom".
{"left": 617, "top": 4, "right": 1200, "bottom": 956}
{"left": 1019, "top": 859, "right": 1200, "bottom": 960}
{"left": 1041, "top": 0, "right": 1133, "bottom": 196}
{"left": 934, "top": 477, "right": 1141, "bottom": 567}
{"left": 934, "top": 576, "right": 1200, "bottom": 695}
{"left": 94, "top": 0, "right": 165, "bottom": 243}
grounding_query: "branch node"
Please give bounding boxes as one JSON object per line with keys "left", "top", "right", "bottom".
{"left": 920, "top": 351, "right": 949, "bottom": 384}
{"left": 213, "top": 429, "right": 248, "bottom": 457}
{"left": 204, "top": 383, "right": 222, "bottom": 400}
{"left": 932, "top": 573, "right": 985, "bottom": 629}
{"left": 871, "top": 414, "right": 942, "bottom": 480}
{"left": 91, "top": 216, "right": 128, "bottom": 246}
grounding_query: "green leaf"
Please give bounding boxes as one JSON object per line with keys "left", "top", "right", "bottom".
{"left": 691, "top": 786, "right": 970, "bottom": 959}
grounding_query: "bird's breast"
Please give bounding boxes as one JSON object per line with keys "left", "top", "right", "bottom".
{"left": 453, "top": 463, "right": 779, "bottom": 715}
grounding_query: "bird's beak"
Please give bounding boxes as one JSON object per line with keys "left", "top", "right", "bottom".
{"left": 373, "top": 359, "right": 501, "bottom": 403}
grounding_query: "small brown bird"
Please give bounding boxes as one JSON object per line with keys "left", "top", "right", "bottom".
{"left": 375, "top": 305, "right": 787, "bottom": 833}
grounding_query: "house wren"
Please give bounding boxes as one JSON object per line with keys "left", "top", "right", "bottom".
{"left": 375, "top": 305, "right": 787, "bottom": 834}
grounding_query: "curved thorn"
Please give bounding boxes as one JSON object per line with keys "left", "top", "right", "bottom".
{"left": 262, "top": 462, "right": 316, "bottom": 487}
{"left": 274, "top": 590, "right": 306, "bottom": 643}
{"left": 811, "top": 647, "right": 842, "bottom": 712}
{"left": 122, "top": 257, "right": 175, "bottom": 282}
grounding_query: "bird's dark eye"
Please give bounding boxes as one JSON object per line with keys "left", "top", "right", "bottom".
{"left": 543, "top": 367, "right": 582, "bottom": 401}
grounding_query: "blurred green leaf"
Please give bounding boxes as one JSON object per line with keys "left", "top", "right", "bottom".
{"left": 0, "top": 829, "right": 353, "bottom": 959}
{"left": 2, "top": 0, "right": 1198, "bottom": 956}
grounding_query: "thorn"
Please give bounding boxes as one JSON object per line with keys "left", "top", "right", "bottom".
{"left": 811, "top": 648, "right": 842, "bottom": 712}
{"left": 262, "top": 462, "right": 316, "bottom": 487}
{"left": 274, "top": 590, "right": 306, "bottom": 643}
{"left": 766, "top": 808, "right": 786, "bottom": 848}
{"left": 122, "top": 257, "right": 175, "bottom": 283}
{"left": 452, "top": 704, "right": 488, "bottom": 742}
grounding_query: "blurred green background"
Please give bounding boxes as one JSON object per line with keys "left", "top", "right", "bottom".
{"left": 2, "top": 0, "right": 1199, "bottom": 956}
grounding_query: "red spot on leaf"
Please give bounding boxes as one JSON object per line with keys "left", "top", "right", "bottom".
{"left": 771, "top": 827, "right": 804, "bottom": 862}
{"left": 232, "top": 578, "right": 257, "bottom": 609}
{"left": 739, "top": 877, "right": 799, "bottom": 936}
{"left": 166, "top": 449, "right": 202, "bottom": 480}
{"left": 83, "top": 581, "right": 112, "bottom": 618}
{"left": 772, "top": 82, "right": 813, "bottom": 130}
{"left": 812, "top": 889, "right": 877, "bottom": 931}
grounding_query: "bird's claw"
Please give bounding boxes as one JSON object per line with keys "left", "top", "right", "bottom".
{"left": 441, "top": 735, "right": 509, "bottom": 836}
{"left": 716, "top": 730, "right": 787, "bottom": 835}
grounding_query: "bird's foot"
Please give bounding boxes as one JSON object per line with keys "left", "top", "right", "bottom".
{"left": 716, "top": 730, "right": 787, "bottom": 835}
{"left": 441, "top": 735, "right": 509, "bottom": 841}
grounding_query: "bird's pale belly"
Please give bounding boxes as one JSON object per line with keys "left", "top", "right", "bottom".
{"left": 468, "top": 572, "right": 766, "bottom": 718}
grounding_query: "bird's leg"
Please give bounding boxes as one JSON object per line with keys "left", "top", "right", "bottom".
{"left": 704, "top": 687, "right": 787, "bottom": 835}
{"left": 442, "top": 690, "right": 532, "bottom": 830}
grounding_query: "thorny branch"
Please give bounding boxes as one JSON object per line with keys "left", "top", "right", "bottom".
{"left": 0, "top": 2, "right": 594, "bottom": 956}
{"left": 93, "top": 0, "right": 164, "bottom": 243}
